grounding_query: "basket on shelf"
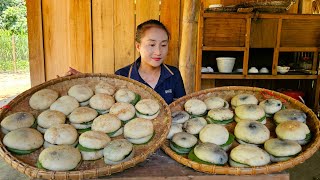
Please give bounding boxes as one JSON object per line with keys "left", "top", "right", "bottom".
{"left": 238, "top": 0, "right": 296, "bottom": 12}
{"left": 0, "top": 73, "right": 171, "bottom": 180}
{"left": 205, "top": 0, "right": 296, "bottom": 13}
{"left": 205, "top": 6, "right": 238, "bottom": 12}
{"left": 161, "top": 86, "right": 320, "bottom": 175}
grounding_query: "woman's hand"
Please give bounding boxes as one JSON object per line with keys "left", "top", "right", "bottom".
{"left": 56, "top": 67, "right": 81, "bottom": 78}
{"left": 64, "top": 67, "right": 81, "bottom": 76}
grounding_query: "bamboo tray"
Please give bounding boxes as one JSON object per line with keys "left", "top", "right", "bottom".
{"left": 161, "top": 86, "right": 320, "bottom": 175}
{"left": 0, "top": 73, "right": 171, "bottom": 179}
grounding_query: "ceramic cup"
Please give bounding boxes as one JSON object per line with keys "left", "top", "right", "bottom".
{"left": 259, "top": 67, "right": 269, "bottom": 73}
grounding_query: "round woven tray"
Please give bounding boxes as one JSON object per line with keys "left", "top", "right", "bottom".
{"left": 239, "top": 0, "right": 292, "bottom": 7}
{"left": 161, "top": 86, "right": 320, "bottom": 175}
{"left": 0, "top": 73, "right": 171, "bottom": 179}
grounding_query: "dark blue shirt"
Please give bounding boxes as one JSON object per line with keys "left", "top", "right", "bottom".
{"left": 115, "top": 58, "right": 186, "bottom": 104}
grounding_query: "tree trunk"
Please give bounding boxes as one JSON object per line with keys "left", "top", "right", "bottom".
{"left": 12, "top": 34, "right": 17, "bottom": 73}
{"left": 179, "top": 0, "right": 200, "bottom": 94}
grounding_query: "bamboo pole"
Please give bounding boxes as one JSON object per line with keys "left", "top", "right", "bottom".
{"left": 179, "top": 0, "right": 200, "bottom": 94}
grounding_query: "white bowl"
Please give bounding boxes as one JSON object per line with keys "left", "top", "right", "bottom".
{"left": 277, "top": 66, "right": 290, "bottom": 74}
{"left": 216, "top": 57, "right": 236, "bottom": 73}
{"left": 235, "top": 68, "right": 243, "bottom": 73}
{"left": 248, "top": 67, "right": 259, "bottom": 73}
{"left": 207, "top": 67, "right": 214, "bottom": 72}
{"left": 201, "top": 67, "right": 209, "bottom": 73}
{"left": 259, "top": 67, "right": 269, "bottom": 73}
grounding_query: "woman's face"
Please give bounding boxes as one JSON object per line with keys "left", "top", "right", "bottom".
{"left": 136, "top": 27, "right": 169, "bottom": 68}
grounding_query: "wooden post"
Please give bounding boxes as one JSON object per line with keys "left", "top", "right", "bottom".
{"left": 299, "top": 0, "right": 313, "bottom": 14}
{"left": 179, "top": 0, "right": 200, "bottom": 94}
{"left": 12, "top": 34, "right": 17, "bottom": 73}
{"left": 26, "top": 0, "right": 46, "bottom": 86}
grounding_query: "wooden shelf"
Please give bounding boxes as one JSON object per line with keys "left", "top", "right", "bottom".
{"left": 203, "top": 12, "right": 320, "bottom": 20}
{"left": 201, "top": 74, "right": 318, "bottom": 80}
{"left": 201, "top": 74, "right": 243, "bottom": 79}
{"left": 196, "top": 10, "right": 320, "bottom": 111}
{"left": 202, "top": 46, "right": 245, "bottom": 51}
{"left": 279, "top": 47, "right": 319, "bottom": 52}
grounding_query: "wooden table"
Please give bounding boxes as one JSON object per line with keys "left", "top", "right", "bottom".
{"left": 0, "top": 97, "right": 304, "bottom": 180}
{"left": 0, "top": 149, "right": 289, "bottom": 180}
{"left": 95, "top": 150, "right": 289, "bottom": 180}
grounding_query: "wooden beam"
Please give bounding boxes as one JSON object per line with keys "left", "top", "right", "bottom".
{"left": 299, "top": 0, "right": 313, "bottom": 14}
{"left": 69, "top": 0, "right": 92, "bottom": 73}
{"left": 92, "top": 0, "right": 115, "bottom": 74}
{"left": 114, "top": 0, "right": 135, "bottom": 71}
{"left": 314, "top": 51, "right": 320, "bottom": 111}
{"left": 203, "top": 47, "right": 245, "bottom": 51}
{"left": 42, "top": 0, "right": 70, "bottom": 80}
{"left": 160, "top": 0, "right": 181, "bottom": 67}
{"left": 242, "top": 17, "right": 251, "bottom": 76}
{"left": 272, "top": 18, "right": 282, "bottom": 75}
{"left": 26, "top": 0, "right": 45, "bottom": 86}
{"left": 279, "top": 47, "right": 319, "bottom": 52}
{"left": 179, "top": 0, "right": 200, "bottom": 94}
{"left": 195, "top": 3, "right": 204, "bottom": 91}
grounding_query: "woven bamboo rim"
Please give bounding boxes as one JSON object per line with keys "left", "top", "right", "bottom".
{"left": 161, "top": 86, "right": 320, "bottom": 175}
{"left": 205, "top": 7, "right": 238, "bottom": 12}
{"left": 0, "top": 73, "right": 171, "bottom": 180}
{"left": 240, "top": 0, "right": 293, "bottom": 6}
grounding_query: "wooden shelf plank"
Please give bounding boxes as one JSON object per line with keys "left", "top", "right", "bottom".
{"left": 203, "top": 13, "right": 251, "bottom": 18}
{"left": 202, "top": 13, "right": 320, "bottom": 20}
{"left": 201, "top": 74, "right": 317, "bottom": 79}
{"left": 201, "top": 74, "right": 244, "bottom": 79}
{"left": 247, "top": 75, "right": 317, "bottom": 79}
{"left": 279, "top": 47, "right": 319, "bottom": 52}
{"left": 260, "top": 14, "right": 320, "bottom": 20}
{"left": 202, "top": 46, "right": 245, "bottom": 51}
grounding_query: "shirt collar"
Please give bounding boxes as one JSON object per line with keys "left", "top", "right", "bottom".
{"left": 130, "top": 57, "right": 174, "bottom": 88}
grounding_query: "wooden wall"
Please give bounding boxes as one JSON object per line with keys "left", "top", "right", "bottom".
{"left": 26, "top": 0, "right": 316, "bottom": 87}
{"left": 26, "top": 0, "right": 184, "bottom": 86}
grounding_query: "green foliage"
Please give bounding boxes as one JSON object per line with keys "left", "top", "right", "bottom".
{"left": 0, "top": 59, "right": 29, "bottom": 72}
{"left": 0, "top": 0, "right": 22, "bottom": 16}
{"left": 0, "top": 0, "right": 30, "bottom": 73}
{"left": 0, "top": 29, "right": 29, "bottom": 72}
{"left": 0, "top": 29, "right": 12, "bottom": 60}
{"left": 0, "top": 1, "right": 27, "bottom": 34}
{"left": 0, "top": 0, "right": 27, "bottom": 34}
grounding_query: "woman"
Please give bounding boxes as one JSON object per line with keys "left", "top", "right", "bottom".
{"left": 115, "top": 20, "right": 185, "bottom": 104}
{"left": 66, "top": 20, "right": 186, "bottom": 104}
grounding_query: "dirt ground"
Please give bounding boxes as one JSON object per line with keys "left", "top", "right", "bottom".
{"left": 0, "top": 72, "right": 31, "bottom": 102}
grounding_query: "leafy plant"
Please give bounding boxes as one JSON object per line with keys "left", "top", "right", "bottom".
{"left": 0, "top": 0, "right": 28, "bottom": 73}
{"left": 0, "top": 0, "right": 23, "bottom": 16}
{"left": 0, "top": 0, "right": 27, "bottom": 34}
{"left": 0, "top": 59, "right": 29, "bottom": 72}
{"left": 0, "top": 29, "right": 29, "bottom": 72}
